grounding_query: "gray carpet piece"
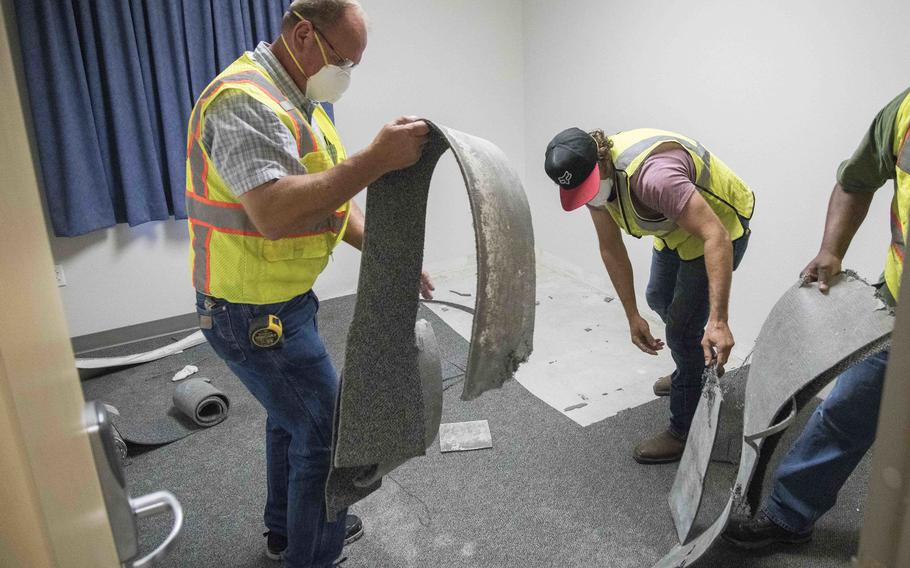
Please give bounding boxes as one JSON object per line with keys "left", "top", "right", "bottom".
{"left": 437, "top": 125, "right": 535, "bottom": 401}
{"left": 173, "top": 379, "right": 230, "bottom": 427}
{"left": 325, "top": 320, "right": 444, "bottom": 518}
{"left": 354, "top": 320, "right": 444, "bottom": 489}
{"left": 653, "top": 274, "right": 894, "bottom": 567}
{"left": 80, "top": 347, "right": 234, "bottom": 447}
{"left": 710, "top": 364, "right": 750, "bottom": 466}
{"left": 332, "top": 131, "right": 448, "bottom": 471}
{"left": 670, "top": 366, "right": 723, "bottom": 544}
{"left": 333, "top": 122, "right": 535, "bottom": 466}
{"left": 328, "top": 123, "right": 536, "bottom": 514}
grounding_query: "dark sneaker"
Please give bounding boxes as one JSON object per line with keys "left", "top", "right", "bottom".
{"left": 263, "top": 516, "right": 362, "bottom": 561}
{"left": 263, "top": 530, "right": 286, "bottom": 561}
{"left": 723, "top": 510, "right": 813, "bottom": 550}
{"left": 345, "top": 514, "right": 364, "bottom": 545}
{"left": 653, "top": 375, "right": 671, "bottom": 397}
{"left": 633, "top": 429, "right": 686, "bottom": 464}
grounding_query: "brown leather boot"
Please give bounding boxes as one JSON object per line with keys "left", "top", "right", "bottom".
{"left": 653, "top": 375, "right": 671, "bottom": 396}
{"left": 633, "top": 429, "right": 687, "bottom": 464}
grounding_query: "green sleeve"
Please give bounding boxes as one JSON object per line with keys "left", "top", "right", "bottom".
{"left": 836, "top": 87, "right": 910, "bottom": 193}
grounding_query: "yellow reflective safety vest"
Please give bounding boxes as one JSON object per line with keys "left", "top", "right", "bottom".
{"left": 185, "top": 54, "right": 350, "bottom": 304}
{"left": 602, "top": 128, "right": 755, "bottom": 260}
{"left": 885, "top": 90, "right": 910, "bottom": 301}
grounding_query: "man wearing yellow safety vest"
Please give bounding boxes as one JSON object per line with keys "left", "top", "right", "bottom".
{"left": 544, "top": 127, "right": 754, "bottom": 464}
{"left": 186, "top": 1, "right": 433, "bottom": 566}
{"left": 724, "top": 88, "right": 910, "bottom": 551}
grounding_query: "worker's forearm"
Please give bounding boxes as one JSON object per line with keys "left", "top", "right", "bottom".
{"left": 818, "top": 183, "right": 875, "bottom": 259}
{"left": 599, "top": 245, "right": 640, "bottom": 319}
{"left": 703, "top": 234, "right": 733, "bottom": 323}
{"left": 342, "top": 202, "right": 365, "bottom": 250}
{"left": 256, "top": 150, "right": 384, "bottom": 240}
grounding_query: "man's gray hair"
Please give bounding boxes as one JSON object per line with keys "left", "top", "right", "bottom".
{"left": 284, "top": 0, "right": 363, "bottom": 30}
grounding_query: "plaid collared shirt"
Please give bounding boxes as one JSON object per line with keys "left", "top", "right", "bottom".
{"left": 201, "top": 42, "right": 318, "bottom": 197}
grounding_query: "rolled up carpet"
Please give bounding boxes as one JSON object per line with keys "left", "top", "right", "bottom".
{"left": 173, "top": 378, "right": 230, "bottom": 427}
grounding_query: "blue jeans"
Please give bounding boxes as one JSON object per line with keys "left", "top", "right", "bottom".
{"left": 763, "top": 350, "right": 889, "bottom": 533}
{"left": 196, "top": 291, "right": 346, "bottom": 568}
{"left": 645, "top": 222, "right": 750, "bottom": 436}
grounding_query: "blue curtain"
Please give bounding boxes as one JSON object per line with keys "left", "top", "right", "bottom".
{"left": 14, "top": 0, "right": 293, "bottom": 237}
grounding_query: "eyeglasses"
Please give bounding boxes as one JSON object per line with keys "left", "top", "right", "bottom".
{"left": 313, "top": 26, "right": 356, "bottom": 70}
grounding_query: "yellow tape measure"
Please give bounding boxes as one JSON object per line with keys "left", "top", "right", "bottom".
{"left": 249, "top": 314, "right": 283, "bottom": 348}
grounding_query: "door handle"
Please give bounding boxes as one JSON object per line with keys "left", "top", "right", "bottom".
{"left": 128, "top": 491, "right": 183, "bottom": 567}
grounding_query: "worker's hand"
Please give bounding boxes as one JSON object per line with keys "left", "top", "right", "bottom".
{"left": 702, "top": 320, "right": 734, "bottom": 375}
{"left": 629, "top": 314, "right": 664, "bottom": 355}
{"left": 419, "top": 270, "right": 435, "bottom": 300}
{"left": 367, "top": 117, "right": 430, "bottom": 175}
{"left": 800, "top": 251, "right": 842, "bottom": 295}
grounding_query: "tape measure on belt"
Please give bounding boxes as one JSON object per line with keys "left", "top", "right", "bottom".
{"left": 249, "top": 314, "right": 283, "bottom": 349}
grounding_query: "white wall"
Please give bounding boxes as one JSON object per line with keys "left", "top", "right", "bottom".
{"left": 50, "top": 0, "right": 525, "bottom": 337}
{"left": 312, "top": 0, "right": 526, "bottom": 300}
{"left": 522, "top": 0, "right": 910, "bottom": 357}
{"left": 50, "top": 0, "right": 909, "bottom": 345}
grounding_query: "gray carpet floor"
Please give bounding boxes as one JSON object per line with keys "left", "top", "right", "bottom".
{"left": 82, "top": 296, "right": 869, "bottom": 567}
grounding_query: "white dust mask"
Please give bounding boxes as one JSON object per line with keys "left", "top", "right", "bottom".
{"left": 304, "top": 60, "right": 351, "bottom": 103}
{"left": 281, "top": 14, "right": 352, "bottom": 103}
{"left": 587, "top": 177, "right": 614, "bottom": 208}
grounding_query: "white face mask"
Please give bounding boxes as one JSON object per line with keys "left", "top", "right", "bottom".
{"left": 587, "top": 177, "right": 614, "bottom": 208}
{"left": 281, "top": 15, "right": 353, "bottom": 103}
{"left": 304, "top": 62, "right": 351, "bottom": 103}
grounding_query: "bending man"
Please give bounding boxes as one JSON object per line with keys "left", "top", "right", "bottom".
{"left": 544, "top": 127, "right": 754, "bottom": 463}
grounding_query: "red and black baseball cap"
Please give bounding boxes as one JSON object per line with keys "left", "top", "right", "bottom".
{"left": 544, "top": 128, "right": 601, "bottom": 211}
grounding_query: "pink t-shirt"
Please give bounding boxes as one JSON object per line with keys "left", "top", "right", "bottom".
{"left": 633, "top": 147, "right": 697, "bottom": 220}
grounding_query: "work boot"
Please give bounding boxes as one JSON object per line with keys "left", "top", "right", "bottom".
{"left": 653, "top": 374, "right": 671, "bottom": 396}
{"left": 633, "top": 429, "right": 686, "bottom": 464}
{"left": 722, "top": 510, "right": 813, "bottom": 549}
{"left": 265, "top": 514, "right": 363, "bottom": 562}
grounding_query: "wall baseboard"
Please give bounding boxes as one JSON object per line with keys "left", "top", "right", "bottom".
{"left": 70, "top": 256, "right": 479, "bottom": 356}
{"left": 71, "top": 312, "right": 198, "bottom": 355}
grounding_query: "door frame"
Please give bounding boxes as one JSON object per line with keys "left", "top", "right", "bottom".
{"left": 0, "top": 0, "right": 119, "bottom": 566}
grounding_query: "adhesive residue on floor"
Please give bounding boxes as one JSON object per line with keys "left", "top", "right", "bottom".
{"left": 423, "top": 260, "right": 675, "bottom": 427}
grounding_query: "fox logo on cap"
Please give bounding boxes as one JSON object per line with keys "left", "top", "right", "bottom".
{"left": 545, "top": 127, "right": 602, "bottom": 211}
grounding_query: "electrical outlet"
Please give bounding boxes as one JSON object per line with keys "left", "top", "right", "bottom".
{"left": 54, "top": 265, "right": 66, "bottom": 287}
